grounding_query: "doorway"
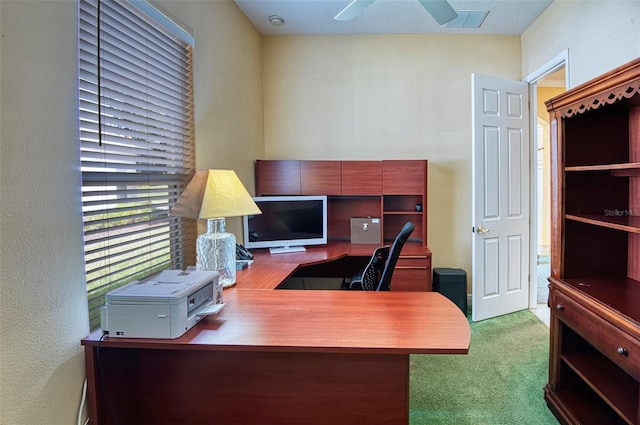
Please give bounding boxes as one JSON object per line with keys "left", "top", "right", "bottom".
{"left": 525, "top": 53, "right": 569, "bottom": 326}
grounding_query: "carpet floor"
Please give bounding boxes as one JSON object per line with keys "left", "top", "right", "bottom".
{"left": 409, "top": 309, "right": 559, "bottom": 425}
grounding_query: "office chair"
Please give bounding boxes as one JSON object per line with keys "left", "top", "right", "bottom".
{"left": 376, "top": 221, "right": 414, "bottom": 291}
{"left": 342, "top": 221, "right": 415, "bottom": 291}
{"left": 342, "top": 245, "right": 390, "bottom": 290}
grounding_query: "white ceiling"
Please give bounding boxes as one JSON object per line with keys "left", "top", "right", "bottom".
{"left": 234, "top": 0, "right": 554, "bottom": 36}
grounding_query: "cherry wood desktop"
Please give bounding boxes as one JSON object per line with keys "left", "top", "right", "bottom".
{"left": 240, "top": 241, "right": 432, "bottom": 291}
{"left": 82, "top": 248, "right": 469, "bottom": 425}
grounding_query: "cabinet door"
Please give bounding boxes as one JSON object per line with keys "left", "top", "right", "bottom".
{"left": 383, "top": 160, "right": 426, "bottom": 195}
{"left": 255, "top": 160, "right": 300, "bottom": 196}
{"left": 391, "top": 269, "right": 429, "bottom": 291}
{"left": 301, "top": 161, "right": 342, "bottom": 195}
{"left": 342, "top": 161, "right": 382, "bottom": 195}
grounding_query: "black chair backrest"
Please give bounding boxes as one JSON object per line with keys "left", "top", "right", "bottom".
{"left": 376, "top": 222, "right": 415, "bottom": 291}
{"left": 360, "top": 245, "right": 390, "bottom": 290}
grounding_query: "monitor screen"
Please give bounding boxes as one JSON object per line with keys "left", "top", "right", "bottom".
{"left": 243, "top": 195, "right": 328, "bottom": 254}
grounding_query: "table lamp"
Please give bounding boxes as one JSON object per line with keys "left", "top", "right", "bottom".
{"left": 169, "top": 169, "right": 261, "bottom": 288}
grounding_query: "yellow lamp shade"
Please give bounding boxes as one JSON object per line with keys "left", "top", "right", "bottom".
{"left": 169, "top": 169, "right": 261, "bottom": 219}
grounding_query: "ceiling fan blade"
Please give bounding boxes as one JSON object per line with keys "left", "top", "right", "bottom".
{"left": 417, "top": 0, "right": 458, "bottom": 25}
{"left": 334, "top": 0, "right": 376, "bottom": 21}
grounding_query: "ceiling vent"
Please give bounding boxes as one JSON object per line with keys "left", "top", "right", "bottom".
{"left": 446, "top": 10, "right": 489, "bottom": 28}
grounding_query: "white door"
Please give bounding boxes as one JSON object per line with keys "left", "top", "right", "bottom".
{"left": 471, "top": 74, "right": 530, "bottom": 322}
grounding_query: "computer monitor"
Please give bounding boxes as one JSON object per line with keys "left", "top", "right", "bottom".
{"left": 243, "top": 195, "right": 328, "bottom": 254}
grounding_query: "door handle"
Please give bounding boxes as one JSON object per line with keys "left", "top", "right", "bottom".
{"left": 476, "top": 226, "right": 490, "bottom": 234}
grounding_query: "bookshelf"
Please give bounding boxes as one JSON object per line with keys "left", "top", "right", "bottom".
{"left": 544, "top": 58, "right": 640, "bottom": 425}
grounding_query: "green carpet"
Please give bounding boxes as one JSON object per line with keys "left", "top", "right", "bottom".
{"left": 410, "top": 309, "right": 559, "bottom": 425}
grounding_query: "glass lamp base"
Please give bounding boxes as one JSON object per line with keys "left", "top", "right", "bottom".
{"left": 196, "top": 218, "right": 236, "bottom": 288}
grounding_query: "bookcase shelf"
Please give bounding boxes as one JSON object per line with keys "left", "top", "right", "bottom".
{"left": 565, "top": 214, "right": 640, "bottom": 233}
{"left": 562, "top": 350, "right": 639, "bottom": 424}
{"left": 561, "top": 276, "right": 640, "bottom": 324}
{"left": 552, "top": 363, "right": 631, "bottom": 425}
{"left": 566, "top": 162, "right": 640, "bottom": 172}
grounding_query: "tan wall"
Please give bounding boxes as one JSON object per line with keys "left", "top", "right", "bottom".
{"left": 1, "top": 3, "right": 88, "bottom": 424}
{"left": 0, "top": 1, "right": 262, "bottom": 424}
{"left": 522, "top": 0, "right": 640, "bottom": 88}
{"left": 262, "top": 34, "right": 522, "bottom": 275}
{"left": 523, "top": 0, "right": 638, "bottom": 255}
{"left": 156, "top": 0, "right": 265, "bottom": 237}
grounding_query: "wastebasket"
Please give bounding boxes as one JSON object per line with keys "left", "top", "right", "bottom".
{"left": 433, "top": 268, "right": 467, "bottom": 315}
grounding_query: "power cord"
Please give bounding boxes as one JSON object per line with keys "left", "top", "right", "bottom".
{"left": 77, "top": 378, "right": 89, "bottom": 425}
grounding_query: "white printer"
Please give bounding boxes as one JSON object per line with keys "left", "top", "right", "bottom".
{"left": 101, "top": 269, "right": 223, "bottom": 339}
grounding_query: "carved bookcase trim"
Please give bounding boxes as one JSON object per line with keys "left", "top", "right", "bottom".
{"left": 546, "top": 57, "right": 640, "bottom": 118}
{"left": 558, "top": 82, "right": 640, "bottom": 118}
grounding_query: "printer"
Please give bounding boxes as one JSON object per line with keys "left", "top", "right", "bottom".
{"left": 101, "top": 269, "right": 222, "bottom": 339}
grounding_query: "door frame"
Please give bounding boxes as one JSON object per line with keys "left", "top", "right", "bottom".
{"left": 523, "top": 49, "right": 570, "bottom": 309}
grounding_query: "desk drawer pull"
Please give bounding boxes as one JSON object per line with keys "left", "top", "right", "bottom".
{"left": 556, "top": 303, "right": 564, "bottom": 311}
{"left": 617, "top": 346, "right": 629, "bottom": 356}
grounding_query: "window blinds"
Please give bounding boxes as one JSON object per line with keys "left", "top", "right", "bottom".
{"left": 79, "top": 0, "right": 196, "bottom": 329}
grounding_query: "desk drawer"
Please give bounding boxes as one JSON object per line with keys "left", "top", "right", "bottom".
{"left": 397, "top": 257, "right": 429, "bottom": 268}
{"left": 391, "top": 268, "right": 430, "bottom": 291}
{"left": 552, "top": 290, "right": 640, "bottom": 381}
{"left": 392, "top": 256, "right": 431, "bottom": 291}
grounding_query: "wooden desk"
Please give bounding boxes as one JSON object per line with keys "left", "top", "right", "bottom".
{"left": 82, "top": 289, "right": 469, "bottom": 425}
{"left": 239, "top": 241, "right": 432, "bottom": 291}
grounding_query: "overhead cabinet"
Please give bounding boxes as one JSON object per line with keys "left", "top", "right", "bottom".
{"left": 301, "top": 161, "right": 342, "bottom": 195}
{"left": 255, "top": 160, "right": 301, "bottom": 195}
{"left": 341, "top": 161, "right": 382, "bottom": 195}
{"left": 255, "top": 159, "right": 428, "bottom": 245}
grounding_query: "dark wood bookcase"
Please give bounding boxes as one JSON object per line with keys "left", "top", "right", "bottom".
{"left": 545, "top": 58, "right": 640, "bottom": 425}
{"left": 254, "top": 159, "right": 432, "bottom": 290}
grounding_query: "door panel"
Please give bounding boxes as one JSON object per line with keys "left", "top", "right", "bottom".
{"left": 507, "top": 235, "right": 523, "bottom": 292}
{"left": 482, "top": 237, "right": 499, "bottom": 297}
{"left": 508, "top": 129, "right": 524, "bottom": 217}
{"left": 483, "top": 127, "right": 500, "bottom": 219}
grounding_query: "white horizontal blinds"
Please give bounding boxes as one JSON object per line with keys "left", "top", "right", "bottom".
{"left": 79, "top": 0, "right": 196, "bottom": 329}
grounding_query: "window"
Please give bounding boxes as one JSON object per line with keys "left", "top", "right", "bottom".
{"left": 79, "top": 0, "right": 196, "bottom": 329}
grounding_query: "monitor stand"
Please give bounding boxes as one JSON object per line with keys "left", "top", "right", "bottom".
{"left": 269, "top": 246, "right": 307, "bottom": 255}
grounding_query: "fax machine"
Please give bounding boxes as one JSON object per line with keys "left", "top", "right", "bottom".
{"left": 101, "top": 269, "right": 223, "bottom": 339}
